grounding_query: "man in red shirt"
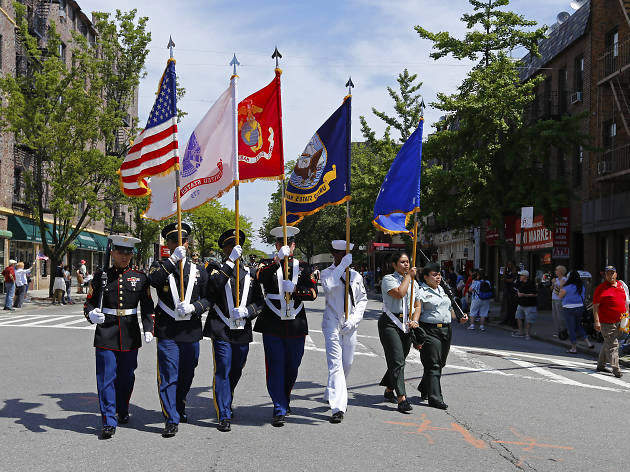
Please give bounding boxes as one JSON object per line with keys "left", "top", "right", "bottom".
{"left": 2, "top": 259, "right": 17, "bottom": 311}
{"left": 592, "top": 265, "right": 628, "bottom": 378}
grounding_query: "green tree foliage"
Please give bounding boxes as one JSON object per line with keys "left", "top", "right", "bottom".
{"left": 0, "top": 4, "right": 151, "bottom": 288}
{"left": 416, "top": 0, "right": 589, "bottom": 255}
{"left": 187, "top": 201, "right": 254, "bottom": 260}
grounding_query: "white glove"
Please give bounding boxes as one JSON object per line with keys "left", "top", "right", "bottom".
{"left": 169, "top": 246, "right": 187, "bottom": 264}
{"left": 231, "top": 306, "right": 248, "bottom": 320}
{"left": 282, "top": 280, "right": 295, "bottom": 293}
{"left": 88, "top": 308, "right": 105, "bottom": 324}
{"left": 277, "top": 245, "right": 291, "bottom": 260}
{"left": 144, "top": 332, "right": 154, "bottom": 343}
{"left": 338, "top": 253, "right": 352, "bottom": 271}
{"left": 333, "top": 253, "right": 352, "bottom": 280}
{"left": 176, "top": 302, "right": 195, "bottom": 317}
{"left": 341, "top": 321, "right": 355, "bottom": 335}
{"left": 229, "top": 245, "right": 242, "bottom": 262}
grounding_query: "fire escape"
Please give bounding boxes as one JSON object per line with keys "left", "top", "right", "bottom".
{"left": 596, "top": 0, "right": 630, "bottom": 180}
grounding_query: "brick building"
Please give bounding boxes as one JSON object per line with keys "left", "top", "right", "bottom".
{"left": 0, "top": 0, "right": 138, "bottom": 290}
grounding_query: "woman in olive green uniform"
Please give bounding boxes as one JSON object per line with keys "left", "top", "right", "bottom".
{"left": 411, "top": 263, "right": 468, "bottom": 410}
{"left": 378, "top": 253, "right": 421, "bottom": 413}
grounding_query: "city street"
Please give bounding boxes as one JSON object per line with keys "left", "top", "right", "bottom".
{"left": 1, "top": 295, "right": 628, "bottom": 471}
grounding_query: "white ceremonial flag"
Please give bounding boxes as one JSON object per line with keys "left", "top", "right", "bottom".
{"left": 143, "top": 78, "right": 237, "bottom": 220}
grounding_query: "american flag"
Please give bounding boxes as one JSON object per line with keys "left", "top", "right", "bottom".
{"left": 118, "top": 59, "right": 178, "bottom": 197}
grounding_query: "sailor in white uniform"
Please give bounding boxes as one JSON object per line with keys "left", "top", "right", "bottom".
{"left": 320, "top": 240, "right": 368, "bottom": 423}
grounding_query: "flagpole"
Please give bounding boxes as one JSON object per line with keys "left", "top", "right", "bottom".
{"left": 408, "top": 114, "right": 424, "bottom": 317}
{"left": 273, "top": 47, "right": 291, "bottom": 316}
{"left": 344, "top": 77, "right": 354, "bottom": 322}
{"left": 168, "top": 37, "right": 185, "bottom": 301}
{"left": 231, "top": 54, "right": 241, "bottom": 305}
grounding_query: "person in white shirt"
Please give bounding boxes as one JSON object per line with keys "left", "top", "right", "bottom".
{"left": 13, "top": 262, "right": 32, "bottom": 308}
{"left": 320, "top": 240, "right": 368, "bottom": 423}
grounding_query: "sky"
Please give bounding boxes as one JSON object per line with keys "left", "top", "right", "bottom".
{"left": 75, "top": 0, "right": 580, "bottom": 252}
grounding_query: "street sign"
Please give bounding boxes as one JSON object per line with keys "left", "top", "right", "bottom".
{"left": 521, "top": 206, "right": 534, "bottom": 228}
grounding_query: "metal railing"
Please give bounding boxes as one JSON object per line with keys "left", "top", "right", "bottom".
{"left": 597, "top": 143, "right": 630, "bottom": 177}
{"left": 598, "top": 38, "right": 630, "bottom": 81}
{"left": 524, "top": 91, "right": 571, "bottom": 124}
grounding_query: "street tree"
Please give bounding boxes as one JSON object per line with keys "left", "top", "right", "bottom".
{"left": 416, "top": 0, "right": 589, "bottom": 261}
{"left": 0, "top": 5, "right": 151, "bottom": 290}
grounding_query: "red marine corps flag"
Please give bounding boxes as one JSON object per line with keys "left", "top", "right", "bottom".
{"left": 237, "top": 66, "right": 284, "bottom": 182}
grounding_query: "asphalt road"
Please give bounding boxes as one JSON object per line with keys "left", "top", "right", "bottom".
{"left": 1, "top": 295, "right": 628, "bottom": 471}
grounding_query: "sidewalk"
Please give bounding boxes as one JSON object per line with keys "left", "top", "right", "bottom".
{"left": 365, "top": 288, "right": 630, "bottom": 368}
{"left": 1, "top": 288, "right": 88, "bottom": 307}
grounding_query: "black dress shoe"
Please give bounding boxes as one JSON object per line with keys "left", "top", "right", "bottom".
{"left": 271, "top": 415, "right": 285, "bottom": 427}
{"left": 329, "top": 411, "right": 344, "bottom": 424}
{"left": 429, "top": 401, "right": 448, "bottom": 410}
{"left": 101, "top": 425, "right": 116, "bottom": 439}
{"left": 614, "top": 371, "right": 623, "bottom": 378}
{"left": 117, "top": 413, "right": 130, "bottom": 424}
{"left": 162, "top": 423, "right": 178, "bottom": 438}
{"left": 383, "top": 389, "right": 396, "bottom": 403}
{"left": 397, "top": 399, "right": 413, "bottom": 413}
{"left": 217, "top": 419, "right": 231, "bottom": 432}
{"left": 596, "top": 366, "right": 612, "bottom": 374}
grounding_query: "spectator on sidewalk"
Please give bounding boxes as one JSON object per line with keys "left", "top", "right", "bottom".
{"left": 52, "top": 262, "right": 66, "bottom": 305}
{"left": 76, "top": 260, "right": 86, "bottom": 294}
{"left": 63, "top": 265, "right": 74, "bottom": 305}
{"left": 2, "top": 259, "right": 17, "bottom": 311}
{"left": 558, "top": 271, "right": 594, "bottom": 353}
{"left": 551, "top": 265, "right": 568, "bottom": 338}
{"left": 592, "top": 265, "right": 629, "bottom": 378}
{"left": 462, "top": 271, "right": 474, "bottom": 313}
{"left": 468, "top": 269, "right": 493, "bottom": 331}
{"left": 501, "top": 262, "right": 518, "bottom": 327}
{"left": 13, "top": 262, "right": 32, "bottom": 308}
{"left": 512, "top": 269, "right": 537, "bottom": 339}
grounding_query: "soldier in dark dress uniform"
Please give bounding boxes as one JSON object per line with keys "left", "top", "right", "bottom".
{"left": 254, "top": 226, "right": 317, "bottom": 427}
{"left": 84, "top": 235, "right": 154, "bottom": 439}
{"left": 203, "top": 229, "right": 264, "bottom": 432}
{"left": 148, "top": 222, "right": 210, "bottom": 438}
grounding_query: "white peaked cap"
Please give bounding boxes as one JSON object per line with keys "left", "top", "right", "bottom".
{"left": 270, "top": 226, "right": 300, "bottom": 238}
{"left": 109, "top": 234, "right": 141, "bottom": 248}
{"left": 331, "top": 240, "right": 354, "bottom": 251}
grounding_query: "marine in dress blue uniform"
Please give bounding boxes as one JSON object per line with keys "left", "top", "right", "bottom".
{"left": 148, "top": 222, "right": 210, "bottom": 438}
{"left": 84, "top": 235, "right": 154, "bottom": 439}
{"left": 203, "top": 229, "right": 264, "bottom": 432}
{"left": 254, "top": 226, "right": 317, "bottom": 427}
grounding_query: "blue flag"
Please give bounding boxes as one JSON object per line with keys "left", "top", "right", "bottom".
{"left": 372, "top": 119, "right": 423, "bottom": 233}
{"left": 285, "top": 98, "right": 351, "bottom": 225}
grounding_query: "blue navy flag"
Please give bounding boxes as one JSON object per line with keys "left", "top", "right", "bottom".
{"left": 285, "top": 97, "right": 351, "bottom": 225}
{"left": 372, "top": 119, "right": 423, "bottom": 234}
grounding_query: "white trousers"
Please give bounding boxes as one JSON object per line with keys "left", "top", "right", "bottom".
{"left": 322, "top": 325, "right": 357, "bottom": 413}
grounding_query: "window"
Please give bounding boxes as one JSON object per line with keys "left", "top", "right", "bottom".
{"left": 574, "top": 55, "right": 584, "bottom": 93}
{"left": 573, "top": 145, "right": 583, "bottom": 186}
{"left": 58, "top": 42, "right": 66, "bottom": 64}
{"left": 603, "top": 120, "right": 617, "bottom": 148}
{"left": 13, "top": 167, "right": 22, "bottom": 201}
{"left": 605, "top": 27, "right": 619, "bottom": 75}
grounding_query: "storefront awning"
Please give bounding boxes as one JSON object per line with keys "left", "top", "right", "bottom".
{"left": 6, "top": 215, "right": 53, "bottom": 243}
{"left": 90, "top": 233, "right": 109, "bottom": 251}
{"left": 75, "top": 231, "right": 100, "bottom": 251}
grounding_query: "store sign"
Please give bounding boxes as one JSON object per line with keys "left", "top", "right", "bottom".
{"left": 160, "top": 245, "right": 171, "bottom": 258}
{"left": 515, "top": 208, "right": 570, "bottom": 255}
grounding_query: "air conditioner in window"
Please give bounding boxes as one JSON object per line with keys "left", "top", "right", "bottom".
{"left": 570, "top": 92, "right": 583, "bottom": 104}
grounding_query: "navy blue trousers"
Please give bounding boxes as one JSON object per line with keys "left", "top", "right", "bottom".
{"left": 212, "top": 339, "right": 249, "bottom": 421}
{"left": 262, "top": 334, "right": 305, "bottom": 417}
{"left": 157, "top": 339, "right": 199, "bottom": 425}
{"left": 95, "top": 348, "right": 138, "bottom": 427}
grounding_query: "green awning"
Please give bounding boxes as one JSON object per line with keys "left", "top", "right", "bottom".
{"left": 90, "top": 233, "right": 109, "bottom": 251}
{"left": 0, "top": 230, "right": 12, "bottom": 238}
{"left": 6, "top": 215, "right": 52, "bottom": 243}
{"left": 75, "top": 231, "right": 100, "bottom": 251}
